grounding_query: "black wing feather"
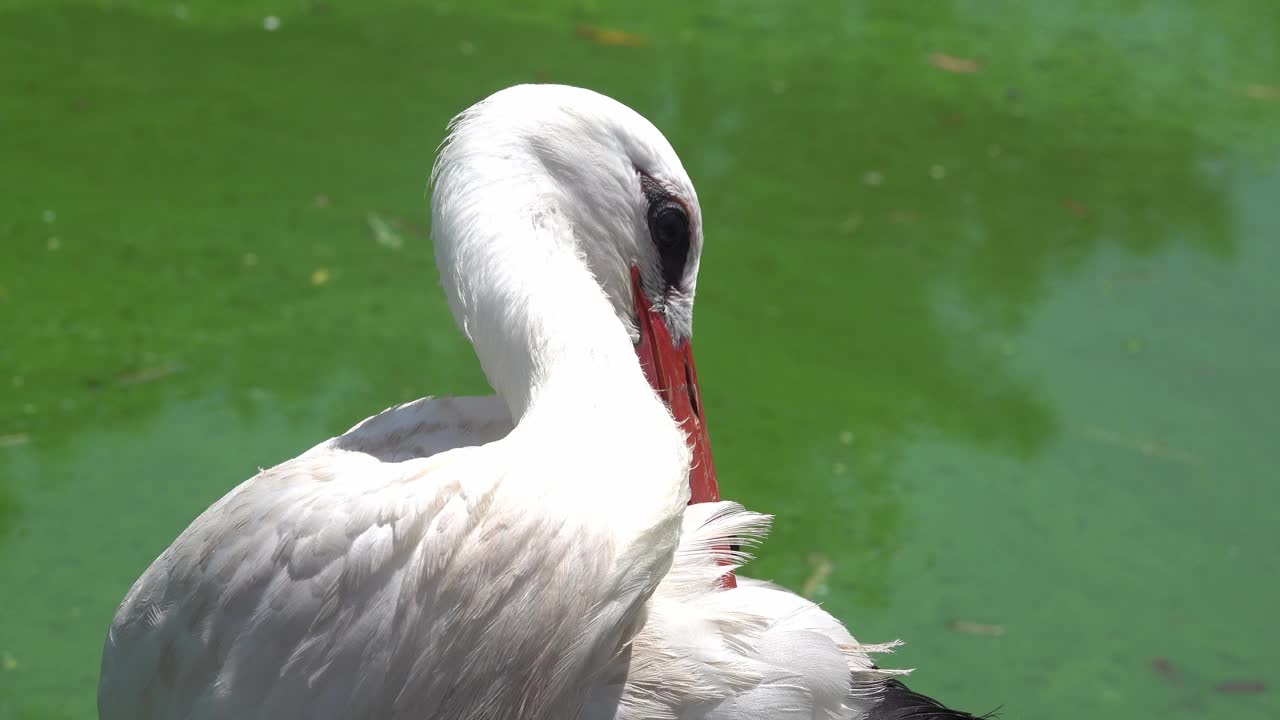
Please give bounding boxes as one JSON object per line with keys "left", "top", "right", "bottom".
{"left": 868, "top": 678, "right": 999, "bottom": 720}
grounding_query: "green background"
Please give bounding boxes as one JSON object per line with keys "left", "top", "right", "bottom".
{"left": 2, "top": 1, "right": 1277, "bottom": 718}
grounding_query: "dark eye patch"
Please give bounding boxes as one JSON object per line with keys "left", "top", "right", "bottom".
{"left": 639, "top": 172, "right": 692, "bottom": 288}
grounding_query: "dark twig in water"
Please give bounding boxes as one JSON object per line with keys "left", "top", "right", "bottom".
{"left": 1216, "top": 680, "right": 1266, "bottom": 694}
{"left": 1150, "top": 657, "right": 1183, "bottom": 684}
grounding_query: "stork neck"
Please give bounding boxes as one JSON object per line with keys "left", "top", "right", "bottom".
{"left": 507, "top": 269, "right": 657, "bottom": 426}
{"left": 446, "top": 225, "right": 660, "bottom": 433}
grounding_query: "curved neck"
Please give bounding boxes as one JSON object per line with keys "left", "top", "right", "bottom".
{"left": 436, "top": 200, "right": 660, "bottom": 428}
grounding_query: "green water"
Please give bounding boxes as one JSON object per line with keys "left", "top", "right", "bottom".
{"left": 2, "top": 1, "right": 1278, "bottom": 717}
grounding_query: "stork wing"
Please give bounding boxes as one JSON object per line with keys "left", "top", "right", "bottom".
{"left": 98, "top": 395, "right": 660, "bottom": 720}
{"left": 866, "top": 679, "right": 992, "bottom": 720}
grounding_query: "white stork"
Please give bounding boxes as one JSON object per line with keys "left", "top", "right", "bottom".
{"left": 99, "top": 84, "right": 986, "bottom": 720}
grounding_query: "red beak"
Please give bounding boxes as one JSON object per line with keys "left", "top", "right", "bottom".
{"left": 631, "top": 265, "right": 735, "bottom": 588}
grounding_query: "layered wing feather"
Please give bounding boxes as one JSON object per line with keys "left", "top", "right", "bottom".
{"left": 100, "top": 396, "right": 671, "bottom": 720}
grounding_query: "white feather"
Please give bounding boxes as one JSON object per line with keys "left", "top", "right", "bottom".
{"left": 590, "top": 502, "right": 905, "bottom": 720}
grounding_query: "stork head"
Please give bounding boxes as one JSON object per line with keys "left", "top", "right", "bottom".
{"left": 430, "top": 84, "right": 719, "bottom": 504}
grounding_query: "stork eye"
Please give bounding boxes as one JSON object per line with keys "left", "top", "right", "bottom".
{"left": 648, "top": 201, "right": 690, "bottom": 287}
{"left": 652, "top": 205, "right": 688, "bottom": 249}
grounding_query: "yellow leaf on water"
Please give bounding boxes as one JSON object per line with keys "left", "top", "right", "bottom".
{"left": 930, "top": 53, "right": 981, "bottom": 73}
{"left": 800, "top": 553, "right": 832, "bottom": 599}
{"left": 0, "top": 433, "right": 30, "bottom": 448}
{"left": 576, "top": 24, "right": 647, "bottom": 48}
{"left": 949, "top": 620, "right": 1005, "bottom": 636}
{"left": 115, "top": 363, "right": 183, "bottom": 386}
{"left": 1246, "top": 84, "right": 1280, "bottom": 101}
{"left": 311, "top": 267, "right": 330, "bottom": 286}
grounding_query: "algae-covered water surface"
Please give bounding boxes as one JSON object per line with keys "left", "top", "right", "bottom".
{"left": 2, "top": 1, "right": 1278, "bottom": 718}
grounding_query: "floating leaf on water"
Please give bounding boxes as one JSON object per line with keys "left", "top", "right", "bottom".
{"left": 367, "top": 213, "right": 405, "bottom": 250}
{"left": 575, "top": 24, "right": 647, "bottom": 48}
{"left": 0, "top": 433, "right": 30, "bottom": 448}
{"left": 1103, "top": 271, "right": 1160, "bottom": 287}
{"left": 116, "top": 362, "right": 184, "bottom": 386}
{"left": 1216, "top": 681, "right": 1266, "bottom": 694}
{"left": 1245, "top": 84, "right": 1280, "bottom": 101}
{"left": 948, "top": 620, "right": 1005, "bottom": 636}
{"left": 801, "top": 553, "right": 832, "bottom": 599}
{"left": 1071, "top": 423, "right": 1202, "bottom": 466}
{"left": 930, "top": 53, "right": 981, "bottom": 73}
{"left": 311, "top": 267, "right": 330, "bottom": 286}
